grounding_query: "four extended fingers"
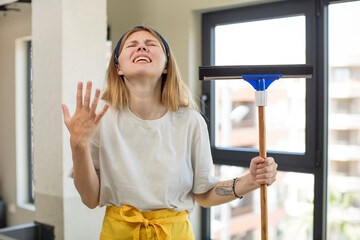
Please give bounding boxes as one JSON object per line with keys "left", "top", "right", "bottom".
{"left": 72, "top": 81, "right": 108, "bottom": 120}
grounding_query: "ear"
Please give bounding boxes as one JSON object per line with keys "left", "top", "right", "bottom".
{"left": 162, "top": 68, "right": 168, "bottom": 74}
{"left": 117, "top": 69, "right": 124, "bottom": 76}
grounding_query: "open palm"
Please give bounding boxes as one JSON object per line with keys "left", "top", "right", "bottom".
{"left": 61, "top": 81, "right": 109, "bottom": 146}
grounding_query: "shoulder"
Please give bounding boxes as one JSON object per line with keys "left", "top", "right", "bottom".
{"left": 173, "top": 107, "right": 202, "bottom": 120}
{"left": 172, "top": 107, "right": 207, "bottom": 128}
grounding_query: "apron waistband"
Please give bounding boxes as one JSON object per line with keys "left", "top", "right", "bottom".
{"left": 106, "top": 205, "right": 189, "bottom": 240}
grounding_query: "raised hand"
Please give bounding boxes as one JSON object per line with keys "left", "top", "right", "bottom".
{"left": 61, "top": 81, "right": 109, "bottom": 146}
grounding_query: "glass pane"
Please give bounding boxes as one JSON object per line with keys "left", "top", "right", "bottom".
{"left": 214, "top": 16, "right": 306, "bottom": 153}
{"left": 328, "top": 2, "right": 360, "bottom": 239}
{"left": 211, "top": 165, "right": 314, "bottom": 240}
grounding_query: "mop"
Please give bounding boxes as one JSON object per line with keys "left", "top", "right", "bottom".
{"left": 199, "top": 64, "right": 313, "bottom": 240}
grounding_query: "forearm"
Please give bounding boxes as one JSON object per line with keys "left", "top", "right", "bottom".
{"left": 71, "top": 141, "right": 100, "bottom": 209}
{"left": 194, "top": 173, "right": 258, "bottom": 208}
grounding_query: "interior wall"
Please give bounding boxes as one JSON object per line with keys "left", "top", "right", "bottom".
{"left": 0, "top": 3, "right": 35, "bottom": 226}
{"left": 31, "top": 0, "right": 107, "bottom": 239}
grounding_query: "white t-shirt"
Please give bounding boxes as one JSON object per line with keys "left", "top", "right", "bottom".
{"left": 88, "top": 105, "right": 218, "bottom": 212}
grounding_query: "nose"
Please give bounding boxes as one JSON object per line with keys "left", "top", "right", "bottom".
{"left": 137, "top": 45, "right": 148, "bottom": 52}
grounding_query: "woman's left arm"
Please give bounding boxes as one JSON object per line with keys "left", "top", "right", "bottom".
{"left": 194, "top": 156, "right": 278, "bottom": 208}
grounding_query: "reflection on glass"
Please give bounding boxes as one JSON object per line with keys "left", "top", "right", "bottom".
{"left": 211, "top": 165, "right": 314, "bottom": 240}
{"left": 214, "top": 16, "right": 306, "bottom": 153}
{"left": 328, "top": 2, "right": 360, "bottom": 239}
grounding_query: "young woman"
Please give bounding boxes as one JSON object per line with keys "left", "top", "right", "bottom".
{"left": 62, "top": 26, "right": 278, "bottom": 240}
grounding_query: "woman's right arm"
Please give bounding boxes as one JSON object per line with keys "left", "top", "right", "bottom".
{"left": 61, "top": 81, "right": 109, "bottom": 209}
{"left": 71, "top": 140, "right": 100, "bottom": 209}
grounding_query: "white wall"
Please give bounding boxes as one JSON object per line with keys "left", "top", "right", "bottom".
{"left": 31, "top": 0, "right": 107, "bottom": 239}
{"left": 0, "top": 3, "right": 35, "bottom": 226}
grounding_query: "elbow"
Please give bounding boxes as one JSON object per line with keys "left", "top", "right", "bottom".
{"left": 79, "top": 193, "right": 99, "bottom": 209}
{"left": 194, "top": 194, "right": 212, "bottom": 208}
{"left": 87, "top": 204, "right": 98, "bottom": 209}
{"left": 74, "top": 182, "right": 100, "bottom": 209}
{"left": 197, "top": 202, "right": 212, "bottom": 208}
{"left": 82, "top": 198, "right": 99, "bottom": 209}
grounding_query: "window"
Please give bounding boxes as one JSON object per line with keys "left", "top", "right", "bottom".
{"left": 202, "top": 0, "right": 360, "bottom": 239}
{"left": 328, "top": 1, "right": 360, "bottom": 239}
{"left": 214, "top": 16, "right": 306, "bottom": 153}
{"left": 15, "top": 38, "right": 34, "bottom": 206}
{"left": 201, "top": 1, "right": 324, "bottom": 239}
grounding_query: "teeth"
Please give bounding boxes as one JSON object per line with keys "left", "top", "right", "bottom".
{"left": 135, "top": 56, "right": 150, "bottom": 63}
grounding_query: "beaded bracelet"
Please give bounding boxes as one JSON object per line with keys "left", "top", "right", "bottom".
{"left": 232, "top": 177, "right": 243, "bottom": 199}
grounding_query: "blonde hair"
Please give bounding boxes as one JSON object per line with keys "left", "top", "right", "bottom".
{"left": 102, "top": 26, "right": 196, "bottom": 112}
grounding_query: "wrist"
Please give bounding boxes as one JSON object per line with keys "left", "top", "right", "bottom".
{"left": 236, "top": 173, "right": 259, "bottom": 196}
{"left": 70, "top": 137, "right": 89, "bottom": 150}
{"left": 247, "top": 172, "right": 261, "bottom": 188}
{"left": 232, "top": 178, "right": 243, "bottom": 199}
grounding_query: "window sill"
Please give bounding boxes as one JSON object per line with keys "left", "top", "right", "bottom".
{"left": 18, "top": 202, "right": 35, "bottom": 212}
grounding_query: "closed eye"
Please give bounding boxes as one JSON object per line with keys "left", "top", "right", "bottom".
{"left": 145, "top": 39, "right": 160, "bottom": 47}
{"left": 125, "top": 40, "right": 138, "bottom": 48}
{"left": 125, "top": 41, "right": 138, "bottom": 48}
{"left": 124, "top": 39, "right": 160, "bottom": 48}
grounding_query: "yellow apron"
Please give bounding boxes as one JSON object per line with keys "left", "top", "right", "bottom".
{"left": 100, "top": 205, "right": 195, "bottom": 240}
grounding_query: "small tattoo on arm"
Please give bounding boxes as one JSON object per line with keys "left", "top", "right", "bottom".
{"left": 215, "top": 183, "right": 233, "bottom": 196}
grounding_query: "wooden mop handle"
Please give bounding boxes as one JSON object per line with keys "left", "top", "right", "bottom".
{"left": 258, "top": 106, "right": 268, "bottom": 240}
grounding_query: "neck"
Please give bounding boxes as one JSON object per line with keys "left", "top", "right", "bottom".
{"left": 124, "top": 77, "right": 167, "bottom": 120}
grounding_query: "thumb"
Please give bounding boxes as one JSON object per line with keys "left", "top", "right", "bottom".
{"left": 252, "top": 156, "right": 265, "bottom": 165}
{"left": 61, "top": 104, "right": 70, "bottom": 121}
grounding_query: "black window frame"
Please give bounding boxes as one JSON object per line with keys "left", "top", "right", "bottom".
{"left": 200, "top": 0, "right": 329, "bottom": 239}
